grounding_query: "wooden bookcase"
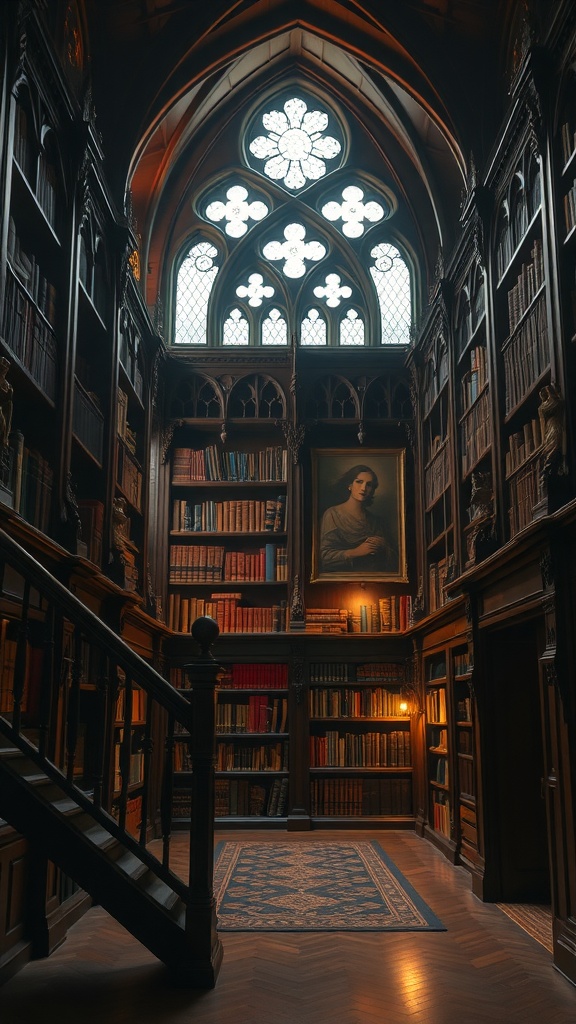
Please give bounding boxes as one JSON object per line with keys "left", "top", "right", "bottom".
{"left": 492, "top": 140, "right": 551, "bottom": 539}
{"left": 419, "top": 630, "right": 481, "bottom": 877}
{"left": 1, "top": 83, "right": 65, "bottom": 532}
{"left": 420, "top": 317, "right": 454, "bottom": 613}
{"left": 451, "top": 643, "right": 480, "bottom": 874}
{"left": 423, "top": 650, "right": 452, "bottom": 853}
{"left": 169, "top": 652, "right": 291, "bottom": 827}
{"left": 165, "top": 370, "right": 290, "bottom": 636}
{"left": 308, "top": 655, "right": 412, "bottom": 823}
{"left": 452, "top": 247, "right": 495, "bottom": 571}
{"left": 111, "top": 674, "right": 147, "bottom": 838}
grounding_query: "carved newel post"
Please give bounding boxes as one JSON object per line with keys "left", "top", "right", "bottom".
{"left": 181, "top": 615, "right": 223, "bottom": 987}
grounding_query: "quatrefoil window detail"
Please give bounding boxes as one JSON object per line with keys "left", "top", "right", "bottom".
{"left": 321, "top": 186, "right": 386, "bottom": 238}
{"left": 205, "top": 185, "right": 269, "bottom": 238}
{"left": 263, "top": 223, "right": 326, "bottom": 278}
{"left": 236, "top": 272, "right": 275, "bottom": 307}
{"left": 313, "top": 273, "right": 352, "bottom": 308}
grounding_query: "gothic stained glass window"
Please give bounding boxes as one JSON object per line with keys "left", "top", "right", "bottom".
{"left": 173, "top": 91, "right": 413, "bottom": 347}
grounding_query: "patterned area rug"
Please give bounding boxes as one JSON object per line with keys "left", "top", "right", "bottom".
{"left": 213, "top": 840, "right": 446, "bottom": 931}
{"left": 496, "top": 903, "right": 553, "bottom": 953}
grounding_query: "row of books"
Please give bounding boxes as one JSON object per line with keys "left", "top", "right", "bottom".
{"left": 428, "top": 558, "right": 450, "bottom": 614}
{"left": 171, "top": 494, "right": 286, "bottom": 533}
{"left": 117, "top": 441, "right": 142, "bottom": 511}
{"left": 73, "top": 379, "right": 105, "bottom": 465}
{"left": 460, "top": 345, "right": 488, "bottom": 410}
{"left": 309, "top": 729, "right": 411, "bottom": 768}
{"left": 453, "top": 652, "right": 472, "bottom": 677}
{"left": 426, "top": 687, "right": 447, "bottom": 724}
{"left": 119, "top": 334, "right": 144, "bottom": 401}
{"left": 115, "top": 686, "right": 146, "bottom": 724}
{"left": 0, "top": 618, "right": 19, "bottom": 714}
{"left": 503, "top": 294, "right": 550, "bottom": 415}
{"left": 310, "top": 778, "right": 412, "bottom": 817}
{"left": 174, "top": 744, "right": 193, "bottom": 772}
{"left": 169, "top": 543, "right": 287, "bottom": 583}
{"left": 508, "top": 458, "right": 541, "bottom": 538}
{"left": 216, "top": 696, "right": 288, "bottom": 734}
{"left": 431, "top": 791, "right": 450, "bottom": 836}
{"left": 113, "top": 745, "right": 144, "bottom": 791}
{"left": 461, "top": 389, "right": 491, "bottom": 477}
{"left": 172, "top": 444, "right": 287, "bottom": 482}
{"left": 215, "top": 777, "right": 288, "bottom": 817}
{"left": 167, "top": 592, "right": 289, "bottom": 633}
{"left": 506, "top": 239, "right": 544, "bottom": 334}
{"left": 304, "top": 597, "right": 413, "bottom": 635}
{"left": 424, "top": 438, "right": 450, "bottom": 508}
{"left": 218, "top": 662, "right": 289, "bottom": 689}
{"left": 505, "top": 416, "right": 542, "bottom": 477}
{"left": 458, "top": 756, "right": 475, "bottom": 798}
{"left": 309, "top": 662, "right": 405, "bottom": 684}
{"left": 3, "top": 273, "right": 57, "bottom": 400}
{"left": 215, "top": 740, "right": 288, "bottom": 772}
{"left": 8, "top": 431, "right": 53, "bottom": 534}
{"left": 309, "top": 687, "right": 408, "bottom": 718}
{"left": 8, "top": 227, "right": 58, "bottom": 324}
{"left": 456, "top": 696, "right": 473, "bottom": 723}
{"left": 458, "top": 729, "right": 473, "bottom": 754}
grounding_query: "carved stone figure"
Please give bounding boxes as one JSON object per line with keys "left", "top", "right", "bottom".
{"left": 538, "top": 382, "right": 567, "bottom": 481}
{"left": 112, "top": 495, "right": 130, "bottom": 551}
{"left": 0, "top": 357, "right": 13, "bottom": 449}
{"left": 468, "top": 470, "right": 493, "bottom": 522}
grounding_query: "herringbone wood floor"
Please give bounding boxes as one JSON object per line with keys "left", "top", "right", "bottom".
{"left": 1, "top": 830, "right": 575, "bottom": 1024}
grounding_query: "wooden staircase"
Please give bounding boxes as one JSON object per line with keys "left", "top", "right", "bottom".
{"left": 0, "top": 524, "right": 223, "bottom": 987}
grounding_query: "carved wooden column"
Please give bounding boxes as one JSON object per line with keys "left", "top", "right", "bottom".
{"left": 180, "top": 616, "right": 223, "bottom": 988}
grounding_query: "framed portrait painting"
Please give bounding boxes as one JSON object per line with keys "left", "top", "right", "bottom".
{"left": 311, "top": 448, "right": 407, "bottom": 582}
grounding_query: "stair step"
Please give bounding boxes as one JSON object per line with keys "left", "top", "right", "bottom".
{"left": 141, "top": 875, "right": 180, "bottom": 912}
{"left": 114, "top": 850, "right": 149, "bottom": 881}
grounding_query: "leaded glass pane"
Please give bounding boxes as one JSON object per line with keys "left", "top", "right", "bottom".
{"left": 262, "top": 308, "right": 288, "bottom": 346}
{"left": 300, "top": 308, "right": 327, "bottom": 346}
{"left": 339, "top": 308, "right": 365, "bottom": 345}
{"left": 223, "top": 307, "right": 249, "bottom": 346}
{"left": 174, "top": 241, "right": 219, "bottom": 344}
{"left": 370, "top": 243, "right": 411, "bottom": 345}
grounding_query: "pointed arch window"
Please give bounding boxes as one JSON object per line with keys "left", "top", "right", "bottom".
{"left": 223, "top": 307, "right": 249, "bottom": 346}
{"left": 300, "top": 308, "right": 327, "bottom": 346}
{"left": 370, "top": 243, "right": 411, "bottom": 346}
{"left": 339, "top": 309, "right": 365, "bottom": 346}
{"left": 262, "top": 308, "right": 288, "bottom": 346}
{"left": 175, "top": 240, "right": 220, "bottom": 345}
{"left": 172, "top": 89, "right": 413, "bottom": 347}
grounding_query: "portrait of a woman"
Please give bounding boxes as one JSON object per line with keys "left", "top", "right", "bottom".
{"left": 312, "top": 450, "right": 406, "bottom": 581}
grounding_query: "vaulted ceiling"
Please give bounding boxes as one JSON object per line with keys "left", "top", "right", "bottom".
{"left": 84, "top": 0, "right": 520, "bottom": 307}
